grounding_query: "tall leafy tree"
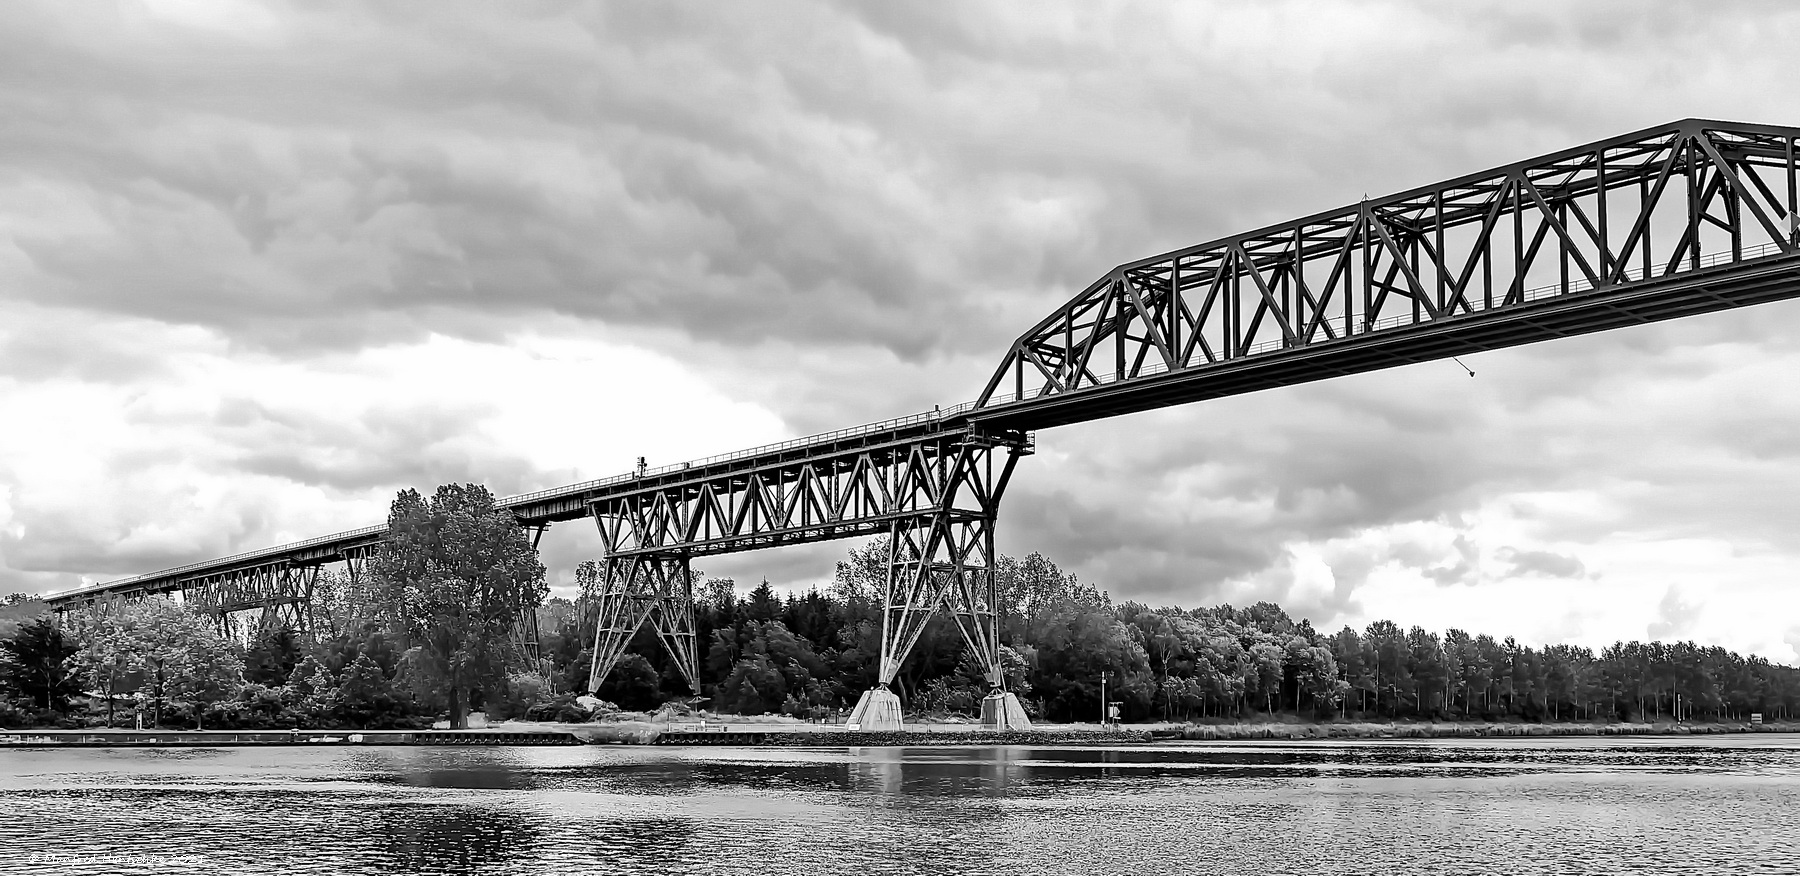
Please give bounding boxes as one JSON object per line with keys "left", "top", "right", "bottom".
{"left": 335, "top": 653, "right": 392, "bottom": 729}
{"left": 73, "top": 599, "right": 242, "bottom": 728}
{"left": 0, "top": 615, "right": 82, "bottom": 714}
{"left": 370, "top": 484, "right": 547, "bottom": 729}
{"left": 244, "top": 626, "right": 302, "bottom": 687}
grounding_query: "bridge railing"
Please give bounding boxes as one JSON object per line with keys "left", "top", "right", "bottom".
{"left": 499, "top": 405, "right": 967, "bottom": 507}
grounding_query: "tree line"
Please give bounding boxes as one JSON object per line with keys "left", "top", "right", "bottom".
{"left": 3, "top": 485, "right": 1797, "bottom": 728}
{"left": 545, "top": 544, "right": 1799, "bottom": 724}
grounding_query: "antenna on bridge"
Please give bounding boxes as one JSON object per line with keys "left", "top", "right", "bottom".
{"left": 1451, "top": 357, "right": 1475, "bottom": 378}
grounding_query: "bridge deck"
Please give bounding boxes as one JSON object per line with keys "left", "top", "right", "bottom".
{"left": 45, "top": 409, "right": 989, "bottom": 607}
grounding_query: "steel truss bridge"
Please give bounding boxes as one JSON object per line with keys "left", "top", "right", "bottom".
{"left": 43, "top": 119, "right": 1800, "bottom": 715}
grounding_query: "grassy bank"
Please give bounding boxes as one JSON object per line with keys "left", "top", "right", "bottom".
{"left": 509, "top": 712, "right": 1800, "bottom": 745}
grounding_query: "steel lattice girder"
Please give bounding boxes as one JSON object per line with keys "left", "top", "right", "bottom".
{"left": 974, "top": 118, "right": 1800, "bottom": 429}
{"left": 178, "top": 562, "right": 318, "bottom": 633}
{"left": 587, "top": 426, "right": 1031, "bottom": 559}
{"left": 584, "top": 551, "right": 700, "bottom": 694}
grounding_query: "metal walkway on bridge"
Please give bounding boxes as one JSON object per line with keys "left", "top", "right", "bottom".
{"left": 45, "top": 118, "right": 1800, "bottom": 725}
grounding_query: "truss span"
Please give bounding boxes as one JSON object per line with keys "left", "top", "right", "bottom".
{"left": 974, "top": 118, "right": 1800, "bottom": 429}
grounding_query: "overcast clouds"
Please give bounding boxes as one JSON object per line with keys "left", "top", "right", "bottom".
{"left": 4, "top": 1, "right": 1800, "bottom": 660}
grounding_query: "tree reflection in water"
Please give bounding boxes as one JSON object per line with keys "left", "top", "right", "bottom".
{"left": 372, "top": 805, "right": 543, "bottom": 872}
{"left": 584, "top": 817, "right": 695, "bottom": 863}
{"left": 356, "top": 748, "right": 546, "bottom": 791}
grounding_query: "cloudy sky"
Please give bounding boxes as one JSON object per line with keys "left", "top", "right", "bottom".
{"left": 4, "top": 1, "right": 1800, "bottom": 660}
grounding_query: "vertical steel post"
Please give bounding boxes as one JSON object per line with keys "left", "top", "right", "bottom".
{"left": 1597, "top": 147, "right": 1609, "bottom": 281}
{"left": 1688, "top": 137, "right": 1702, "bottom": 270}
{"left": 1788, "top": 136, "right": 1797, "bottom": 246}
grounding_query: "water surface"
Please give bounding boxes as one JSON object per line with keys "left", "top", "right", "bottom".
{"left": 7, "top": 735, "right": 1798, "bottom": 875}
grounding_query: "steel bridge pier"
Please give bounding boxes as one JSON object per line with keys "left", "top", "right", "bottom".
{"left": 580, "top": 422, "right": 1035, "bottom": 728}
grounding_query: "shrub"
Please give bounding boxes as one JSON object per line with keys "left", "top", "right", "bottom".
{"left": 488, "top": 672, "right": 555, "bottom": 721}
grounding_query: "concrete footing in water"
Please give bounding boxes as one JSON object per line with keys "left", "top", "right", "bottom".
{"left": 980, "top": 692, "right": 1031, "bottom": 731}
{"left": 846, "top": 688, "right": 904, "bottom": 731}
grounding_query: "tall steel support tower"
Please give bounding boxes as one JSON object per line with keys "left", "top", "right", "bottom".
{"left": 583, "top": 546, "right": 701, "bottom": 695}
{"left": 856, "top": 433, "right": 1031, "bottom": 729}
{"left": 580, "top": 420, "right": 1034, "bottom": 725}
{"left": 874, "top": 438, "right": 1012, "bottom": 688}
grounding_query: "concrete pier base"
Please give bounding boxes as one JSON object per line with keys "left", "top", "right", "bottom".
{"left": 846, "top": 688, "right": 904, "bottom": 731}
{"left": 980, "top": 691, "right": 1031, "bottom": 731}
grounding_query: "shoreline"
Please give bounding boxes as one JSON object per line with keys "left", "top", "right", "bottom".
{"left": 1161, "top": 719, "right": 1800, "bottom": 740}
{"left": 4, "top": 719, "right": 1797, "bottom": 748}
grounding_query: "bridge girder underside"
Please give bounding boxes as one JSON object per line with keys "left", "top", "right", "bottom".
{"left": 583, "top": 426, "right": 1031, "bottom": 696}
{"left": 978, "top": 118, "right": 1800, "bottom": 428}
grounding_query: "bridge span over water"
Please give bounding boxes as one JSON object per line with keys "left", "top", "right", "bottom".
{"left": 44, "top": 119, "right": 1800, "bottom": 727}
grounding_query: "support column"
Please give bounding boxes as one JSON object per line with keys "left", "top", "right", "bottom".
{"left": 510, "top": 605, "right": 543, "bottom": 671}
{"left": 508, "top": 524, "right": 550, "bottom": 670}
{"left": 848, "top": 436, "right": 1031, "bottom": 731}
{"left": 255, "top": 566, "right": 316, "bottom": 636}
{"left": 584, "top": 515, "right": 701, "bottom": 697}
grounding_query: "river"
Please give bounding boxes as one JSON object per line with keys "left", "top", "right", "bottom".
{"left": 6, "top": 735, "right": 1798, "bottom": 875}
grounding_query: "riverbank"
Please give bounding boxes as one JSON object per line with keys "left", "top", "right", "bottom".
{"left": 0, "top": 728, "right": 583, "bottom": 747}
{"left": 1162, "top": 719, "right": 1800, "bottom": 739}
{"left": 6, "top": 719, "right": 1796, "bottom": 747}
{"left": 0, "top": 724, "right": 1148, "bottom": 747}
{"left": 542, "top": 717, "right": 1800, "bottom": 745}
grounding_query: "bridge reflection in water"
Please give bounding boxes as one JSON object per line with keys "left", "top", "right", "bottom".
{"left": 845, "top": 745, "right": 1035, "bottom": 797}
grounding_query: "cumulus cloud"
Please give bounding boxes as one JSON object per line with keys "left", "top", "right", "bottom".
{"left": 1647, "top": 586, "right": 1702, "bottom": 642}
{"left": 1497, "top": 547, "right": 1588, "bottom": 580}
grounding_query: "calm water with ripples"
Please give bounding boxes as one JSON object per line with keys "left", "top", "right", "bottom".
{"left": 6, "top": 736, "right": 1799, "bottom": 875}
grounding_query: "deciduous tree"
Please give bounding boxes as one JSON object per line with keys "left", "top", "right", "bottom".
{"left": 370, "top": 484, "right": 547, "bottom": 729}
{"left": 0, "top": 615, "right": 81, "bottom": 715}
